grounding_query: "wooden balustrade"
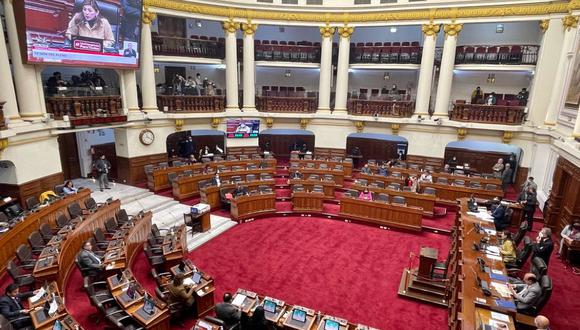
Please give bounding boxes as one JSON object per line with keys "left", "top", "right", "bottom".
{"left": 347, "top": 99, "right": 415, "bottom": 117}
{"left": 45, "top": 96, "right": 122, "bottom": 119}
{"left": 157, "top": 95, "right": 225, "bottom": 113}
{"left": 256, "top": 96, "right": 317, "bottom": 113}
{"left": 449, "top": 103, "right": 526, "bottom": 125}
{"left": 0, "top": 101, "right": 6, "bottom": 130}
{"left": 152, "top": 36, "right": 225, "bottom": 59}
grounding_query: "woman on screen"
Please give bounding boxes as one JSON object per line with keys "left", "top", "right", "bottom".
{"left": 66, "top": 0, "right": 115, "bottom": 48}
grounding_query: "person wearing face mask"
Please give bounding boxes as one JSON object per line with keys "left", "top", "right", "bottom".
{"left": 532, "top": 227, "right": 554, "bottom": 266}
{"left": 559, "top": 221, "right": 580, "bottom": 255}
{"left": 66, "top": 0, "right": 115, "bottom": 48}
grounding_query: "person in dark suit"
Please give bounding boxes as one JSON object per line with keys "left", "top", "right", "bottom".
{"left": 94, "top": 155, "right": 111, "bottom": 192}
{"left": 78, "top": 241, "right": 105, "bottom": 276}
{"left": 247, "top": 305, "right": 271, "bottom": 330}
{"left": 508, "top": 273, "right": 541, "bottom": 313}
{"left": 232, "top": 183, "right": 249, "bottom": 198}
{"left": 166, "top": 273, "right": 196, "bottom": 314}
{"left": 215, "top": 293, "right": 241, "bottom": 327}
{"left": 522, "top": 187, "right": 537, "bottom": 232}
{"left": 533, "top": 228, "right": 554, "bottom": 266}
{"left": 501, "top": 163, "right": 513, "bottom": 191}
{"left": 289, "top": 171, "right": 302, "bottom": 180}
{"left": 122, "top": 43, "right": 137, "bottom": 57}
{"left": 492, "top": 202, "right": 508, "bottom": 231}
{"left": 0, "top": 284, "right": 36, "bottom": 329}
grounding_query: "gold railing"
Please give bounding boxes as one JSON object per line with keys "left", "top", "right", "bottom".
{"left": 449, "top": 103, "right": 526, "bottom": 125}
{"left": 256, "top": 96, "right": 317, "bottom": 113}
{"left": 157, "top": 95, "right": 226, "bottom": 113}
{"left": 347, "top": 99, "right": 414, "bottom": 117}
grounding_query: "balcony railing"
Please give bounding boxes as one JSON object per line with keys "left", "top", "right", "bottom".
{"left": 45, "top": 96, "right": 126, "bottom": 126}
{"left": 0, "top": 102, "right": 6, "bottom": 130}
{"left": 347, "top": 99, "right": 415, "bottom": 117}
{"left": 351, "top": 42, "right": 422, "bottom": 64}
{"left": 449, "top": 103, "right": 526, "bottom": 125}
{"left": 255, "top": 40, "right": 321, "bottom": 63}
{"left": 157, "top": 95, "right": 226, "bottom": 113}
{"left": 455, "top": 45, "right": 539, "bottom": 65}
{"left": 152, "top": 35, "right": 225, "bottom": 59}
{"left": 256, "top": 96, "right": 317, "bottom": 113}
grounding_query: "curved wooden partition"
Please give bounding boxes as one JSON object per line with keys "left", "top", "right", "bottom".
{"left": 126, "top": 212, "right": 153, "bottom": 268}
{"left": 0, "top": 189, "right": 90, "bottom": 274}
{"left": 230, "top": 193, "right": 277, "bottom": 222}
{"left": 200, "top": 179, "right": 276, "bottom": 210}
{"left": 339, "top": 196, "right": 423, "bottom": 231}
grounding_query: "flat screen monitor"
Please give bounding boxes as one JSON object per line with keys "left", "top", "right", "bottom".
{"left": 143, "top": 294, "right": 155, "bottom": 315}
{"left": 263, "top": 299, "right": 276, "bottom": 313}
{"left": 226, "top": 119, "right": 260, "bottom": 138}
{"left": 191, "top": 272, "right": 202, "bottom": 284}
{"left": 17, "top": 0, "right": 143, "bottom": 68}
{"left": 291, "top": 309, "right": 307, "bottom": 323}
{"left": 53, "top": 320, "right": 62, "bottom": 330}
{"left": 324, "top": 320, "right": 340, "bottom": 330}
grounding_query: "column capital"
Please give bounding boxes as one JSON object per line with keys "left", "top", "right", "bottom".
{"left": 539, "top": 19, "right": 550, "bottom": 33}
{"left": 421, "top": 23, "right": 440, "bottom": 37}
{"left": 142, "top": 7, "right": 156, "bottom": 25}
{"left": 241, "top": 21, "right": 258, "bottom": 36}
{"left": 338, "top": 25, "right": 354, "bottom": 39}
{"left": 562, "top": 15, "right": 579, "bottom": 31}
{"left": 443, "top": 23, "right": 463, "bottom": 38}
{"left": 319, "top": 25, "right": 335, "bottom": 38}
{"left": 222, "top": 19, "right": 240, "bottom": 34}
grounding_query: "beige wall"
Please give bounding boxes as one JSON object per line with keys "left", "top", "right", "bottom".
{"left": 0, "top": 135, "right": 62, "bottom": 184}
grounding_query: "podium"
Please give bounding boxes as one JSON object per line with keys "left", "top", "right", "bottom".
{"left": 418, "top": 247, "right": 438, "bottom": 279}
{"left": 397, "top": 247, "right": 447, "bottom": 307}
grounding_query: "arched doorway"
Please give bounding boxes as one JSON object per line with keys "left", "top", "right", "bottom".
{"left": 166, "top": 130, "right": 226, "bottom": 160}
{"left": 258, "top": 129, "right": 315, "bottom": 158}
{"left": 346, "top": 133, "right": 408, "bottom": 167}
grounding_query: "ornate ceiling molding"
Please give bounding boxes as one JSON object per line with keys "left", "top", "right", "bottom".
{"left": 143, "top": 0, "right": 580, "bottom": 24}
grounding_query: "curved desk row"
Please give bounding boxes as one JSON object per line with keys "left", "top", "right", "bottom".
{"left": 200, "top": 179, "right": 276, "bottom": 210}
{"left": 286, "top": 168, "right": 345, "bottom": 185}
{"left": 289, "top": 159, "right": 353, "bottom": 177}
{"left": 339, "top": 196, "right": 423, "bottom": 231}
{"left": 0, "top": 189, "right": 91, "bottom": 274}
{"left": 148, "top": 158, "right": 277, "bottom": 191}
{"left": 287, "top": 179, "right": 338, "bottom": 199}
{"left": 292, "top": 191, "right": 325, "bottom": 212}
{"left": 172, "top": 168, "right": 276, "bottom": 200}
{"left": 350, "top": 183, "right": 436, "bottom": 216}
{"left": 366, "top": 164, "right": 502, "bottom": 186}
{"left": 230, "top": 193, "right": 277, "bottom": 222}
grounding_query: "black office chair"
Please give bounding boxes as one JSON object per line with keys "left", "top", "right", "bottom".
{"left": 16, "top": 244, "right": 38, "bottom": 268}
{"left": 155, "top": 286, "right": 188, "bottom": 323}
{"left": 376, "top": 193, "right": 389, "bottom": 203}
{"left": 39, "top": 223, "right": 55, "bottom": 243}
{"left": 144, "top": 243, "right": 165, "bottom": 268}
{"left": 388, "top": 183, "right": 401, "bottom": 191}
{"left": 513, "top": 221, "right": 529, "bottom": 247}
{"left": 54, "top": 184, "right": 65, "bottom": 196}
{"left": 75, "top": 254, "right": 99, "bottom": 278}
{"left": 517, "top": 275, "right": 552, "bottom": 316}
{"left": 94, "top": 228, "right": 111, "bottom": 246}
{"left": 68, "top": 202, "right": 83, "bottom": 219}
{"left": 0, "top": 314, "right": 33, "bottom": 330}
{"left": 7, "top": 260, "right": 35, "bottom": 290}
{"left": 26, "top": 196, "right": 40, "bottom": 210}
{"left": 84, "top": 276, "right": 115, "bottom": 324}
{"left": 105, "top": 217, "right": 122, "bottom": 234}
{"left": 150, "top": 224, "right": 169, "bottom": 244}
{"left": 151, "top": 268, "right": 172, "bottom": 288}
{"left": 345, "top": 189, "right": 359, "bottom": 198}
{"left": 84, "top": 197, "right": 99, "bottom": 211}
{"left": 56, "top": 212, "right": 71, "bottom": 229}
{"left": 28, "top": 231, "right": 46, "bottom": 254}
{"left": 116, "top": 209, "right": 134, "bottom": 226}
{"left": 392, "top": 196, "right": 406, "bottom": 205}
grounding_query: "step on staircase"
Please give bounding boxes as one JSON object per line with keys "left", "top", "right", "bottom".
{"left": 398, "top": 268, "right": 448, "bottom": 307}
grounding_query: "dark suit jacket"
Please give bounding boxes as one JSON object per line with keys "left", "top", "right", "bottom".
{"left": 215, "top": 302, "right": 241, "bottom": 326}
{"left": 233, "top": 187, "right": 248, "bottom": 197}
{"left": 78, "top": 249, "right": 103, "bottom": 275}
{"left": 524, "top": 193, "right": 537, "bottom": 212}
{"left": 0, "top": 292, "right": 34, "bottom": 327}
{"left": 492, "top": 206, "right": 507, "bottom": 230}
{"left": 502, "top": 168, "right": 513, "bottom": 184}
{"left": 533, "top": 238, "right": 554, "bottom": 266}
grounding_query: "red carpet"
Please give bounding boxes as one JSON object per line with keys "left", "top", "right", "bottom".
{"left": 422, "top": 211, "right": 456, "bottom": 232}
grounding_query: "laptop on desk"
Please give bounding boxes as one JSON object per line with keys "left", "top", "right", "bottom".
{"left": 285, "top": 308, "right": 311, "bottom": 329}
{"left": 263, "top": 299, "right": 282, "bottom": 322}
{"left": 323, "top": 319, "right": 340, "bottom": 330}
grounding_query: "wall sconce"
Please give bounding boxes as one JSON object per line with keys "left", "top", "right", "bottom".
{"left": 196, "top": 19, "right": 202, "bottom": 28}
{"left": 154, "top": 65, "right": 160, "bottom": 73}
{"left": 383, "top": 72, "right": 390, "bottom": 80}
{"left": 487, "top": 73, "right": 496, "bottom": 84}
{"left": 284, "top": 69, "right": 292, "bottom": 78}
{"left": 390, "top": 27, "right": 397, "bottom": 33}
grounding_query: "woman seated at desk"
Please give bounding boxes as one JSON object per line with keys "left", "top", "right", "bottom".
{"left": 359, "top": 188, "right": 373, "bottom": 201}
{"left": 167, "top": 273, "right": 197, "bottom": 315}
{"left": 500, "top": 231, "right": 517, "bottom": 263}
{"left": 63, "top": 180, "right": 78, "bottom": 195}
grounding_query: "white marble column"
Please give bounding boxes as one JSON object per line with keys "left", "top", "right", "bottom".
{"left": 414, "top": 24, "right": 440, "bottom": 116}
{"left": 334, "top": 26, "right": 354, "bottom": 113}
{"left": 433, "top": 23, "right": 463, "bottom": 117}
{"left": 4, "top": 0, "right": 45, "bottom": 120}
{"left": 118, "top": 70, "right": 139, "bottom": 113}
{"left": 242, "top": 22, "right": 257, "bottom": 112}
{"left": 317, "top": 25, "right": 335, "bottom": 113}
{"left": 140, "top": 9, "right": 158, "bottom": 112}
{"left": 544, "top": 15, "right": 578, "bottom": 125}
{"left": 574, "top": 103, "right": 580, "bottom": 138}
{"left": 223, "top": 20, "right": 240, "bottom": 110}
{"left": 0, "top": 11, "right": 20, "bottom": 123}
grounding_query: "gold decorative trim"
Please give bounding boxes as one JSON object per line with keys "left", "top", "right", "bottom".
{"left": 211, "top": 118, "right": 220, "bottom": 128}
{"left": 320, "top": 24, "right": 335, "bottom": 38}
{"left": 539, "top": 19, "right": 550, "bottom": 32}
{"left": 266, "top": 117, "right": 274, "bottom": 128}
{"left": 544, "top": 121, "right": 556, "bottom": 125}
{"left": 143, "top": 0, "right": 580, "bottom": 23}
{"left": 444, "top": 23, "right": 463, "bottom": 38}
{"left": 422, "top": 23, "right": 440, "bottom": 37}
{"left": 19, "top": 112, "right": 44, "bottom": 117}
{"left": 0, "top": 138, "right": 8, "bottom": 158}
{"left": 502, "top": 131, "right": 514, "bottom": 144}
{"left": 338, "top": 25, "right": 354, "bottom": 39}
{"left": 300, "top": 118, "right": 309, "bottom": 129}
{"left": 175, "top": 119, "right": 184, "bottom": 131}
{"left": 562, "top": 15, "right": 579, "bottom": 31}
{"left": 222, "top": 18, "right": 240, "bottom": 33}
{"left": 355, "top": 121, "right": 364, "bottom": 133}
{"left": 457, "top": 128, "right": 467, "bottom": 140}
{"left": 241, "top": 20, "right": 258, "bottom": 36}
{"left": 391, "top": 123, "right": 400, "bottom": 135}
{"left": 142, "top": 6, "right": 157, "bottom": 25}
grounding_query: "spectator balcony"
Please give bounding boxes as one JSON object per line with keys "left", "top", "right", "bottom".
{"left": 455, "top": 45, "right": 539, "bottom": 66}
{"left": 255, "top": 40, "right": 321, "bottom": 64}
{"left": 347, "top": 90, "right": 414, "bottom": 118}
{"left": 350, "top": 42, "right": 422, "bottom": 65}
{"left": 256, "top": 86, "right": 317, "bottom": 113}
{"left": 45, "top": 93, "right": 126, "bottom": 127}
{"left": 449, "top": 99, "right": 526, "bottom": 125}
{"left": 157, "top": 95, "right": 226, "bottom": 113}
{"left": 152, "top": 34, "right": 225, "bottom": 60}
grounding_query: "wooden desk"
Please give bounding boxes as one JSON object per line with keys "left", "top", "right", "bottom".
{"left": 367, "top": 164, "right": 502, "bottom": 186}
{"left": 290, "top": 159, "right": 353, "bottom": 177}
{"left": 339, "top": 196, "right": 423, "bottom": 231}
{"left": 168, "top": 262, "right": 216, "bottom": 317}
{"left": 28, "top": 282, "right": 81, "bottom": 330}
{"left": 287, "top": 168, "right": 345, "bottom": 185}
{"left": 147, "top": 159, "right": 276, "bottom": 191}
{"left": 199, "top": 179, "right": 275, "bottom": 209}
{"left": 292, "top": 191, "right": 324, "bottom": 212}
{"left": 230, "top": 193, "right": 277, "bottom": 221}
{"left": 162, "top": 225, "right": 187, "bottom": 266}
{"left": 288, "top": 179, "right": 337, "bottom": 198}
{"left": 173, "top": 168, "right": 276, "bottom": 200}
{"left": 0, "top": 189, "right": 90, "bottom": 274}
{"left": 350, "top": 182, "right": 436, "bottom": 216}
{"left": 184, "top": 211, "right": 211, "bottom": 235}
{"left": 419, "top": 182, "right": 503, "bottom": 203}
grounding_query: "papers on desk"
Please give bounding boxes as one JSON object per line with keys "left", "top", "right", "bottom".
{"left": 485, "top": 246, "right": 500, "bottom": 255}
{"left": 30, "top": 288, "right": 46, "bottom": 303}
{"left": 48, "top": 299, "right": 58, "bottom": 315}
{"left": 484, "top": 228, "right": 497, "bottom": 236}
{"left": 490, "top": 282, "right": 511, "bottom": 298}
{"left": 489, "top": 320, "right": 509, "bottom": 329}
{"left": 491, "top": 311, "right": 511, "bottom": 323}
{"left": 486, "top": 254, "right": 503, "bottom": 261}
{"left": 183, "top": 278, "right": 195, "bottom": 286}
{"left": 196, "top": 320, "right": 213, "bottom": 330}
{"left": 232, "top": 294, "right": 246, "bottom": 307}
{"left": 467, "top": 211, "right": 494, "bottom": 222}
{"left": 106, "top": 262, "right": 115, "bottom": 270}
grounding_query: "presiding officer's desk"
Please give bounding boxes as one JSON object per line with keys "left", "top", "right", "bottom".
{"left": 339, "top": 196, "right": 423, "bottom": 231}
{"left": 199, "top": 179, "right": 276, "bottom": 210}
{"left": 106, "top": 270, "right": 171, "bottom": 330}
{"left": 230, "top": 192, "right": 277, "bottom": 221}
{"left": 0, "top": 189, "right": 90, "bottom": 274}
{"left": 450, "top": 198, "right": 517, "bottom": 330}
{"left": 287, "top": 178, "right": 337, "bottom": 198}
{"left": 169, "top": 261, "right": 216, "bottom": 318}
{"left": 147, "top": 158, "right": 277, "bottom": 191}
{"left": 290, "top": 159, "right": 353, "bottom": 177}
{"left": 350, "top": 182, "right": 436, "bottom": 216}
{"left": 172, "top": 168, "right": 276, "bottom": 200}
{"left": 292, "top": 191, "right": 325, "bottom": 212}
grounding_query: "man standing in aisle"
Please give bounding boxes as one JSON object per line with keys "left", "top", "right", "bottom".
{"left": 95, "top": 155, "right": 111, "bottom": 192}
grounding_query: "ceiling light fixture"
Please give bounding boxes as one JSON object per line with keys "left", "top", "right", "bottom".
{"left": 196, "top": 19, "right": 202, "bottom": 28}
{"left": 390, "top": 27, "right": 397, "bottom": 33}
